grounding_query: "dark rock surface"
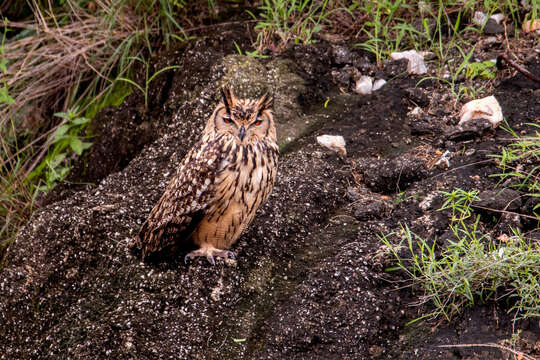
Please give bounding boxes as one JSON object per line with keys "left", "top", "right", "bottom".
{"left": 2, "top": 31, "right": 540, "bottom": 360}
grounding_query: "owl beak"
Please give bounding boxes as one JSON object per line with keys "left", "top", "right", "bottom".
{"left": 238, "top": 125, "right": 246, "bottom": 141}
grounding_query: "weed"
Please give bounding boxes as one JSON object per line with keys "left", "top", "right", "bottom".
{"left": 466, "top": 60, "right": 496, "bottom": 80}
{"left": 250, "top": 0, "right": 348, "bottom": 51}
{"left": 381, "top": 217, "right": 540, "bottom": 323}
{"left": 28, "top": 107, "right": 92, "bottom": 192}
{"left": 117, "top": 57, "right": 180, "bottom": 110}
{"left": 381, "top": 180, "right": 539, "bottom": 323}
{"left": 438, "top": 188, "right": 480, "bottom": 222}
{"left": 492, "top": 124, "right": 540, "bottom": 213}
{"left": 232, "top": 40, "right": 269, "bottom": 59}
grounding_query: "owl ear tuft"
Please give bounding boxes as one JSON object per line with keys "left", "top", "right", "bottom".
{"left": 259, "top": 92, "right": 274, "bottom": 110}
{"left": 221, "top": 87, "right": 235, "bottom": 110}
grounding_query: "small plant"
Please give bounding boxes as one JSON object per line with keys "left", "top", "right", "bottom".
{"left": 250, "top": 0, "right": 347, "bottom": 51}
{"left": 381, "top": 183, "right": 540, "bottom": 324}
{"left": 232, "top": 40, "right": 269, "bottom": 59}
{"left": 355, "top": 0, "right": 411, "bottom": 67}
{"left": 381, "top": 218, "right": 540, "bottom": 323}
{"left": 28, "top": 108, "right": 92, "bottom": 192}
{"left": 466, "top": 60, "right": 496, "bottom": 80}
{"left": 438, "top": 188, "right": 480, "bottom": 222}
{"left": 493, "top": 124, "right": 540, "bottom": 198}
{"left": 117, "top": 57, "right": 180, "bottom": 110}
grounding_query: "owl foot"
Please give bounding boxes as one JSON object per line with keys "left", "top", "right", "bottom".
{"left": 184, "top": 247, "right": 235, "bottom": 265}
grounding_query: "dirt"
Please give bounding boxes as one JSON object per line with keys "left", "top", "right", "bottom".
{"left": 1, "top": 23, "right": 540, "bottom": 359}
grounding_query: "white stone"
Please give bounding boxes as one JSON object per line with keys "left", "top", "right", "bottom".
{"left": 390, "top": 50, "right": 427, "bottom": 75}
{"left": 316, "top": 135, "right": 347, "bottom": 156}
{"left": 372, "top": 79, "right": 387, "bottom": 91}
{"left": 354, "top": 76, "right": 373, "bottom": 95}
{"left": 473, "top": 11, "right": 487, "bottom": 26}
{"left": 458, "top": 95, "right": 503, "bottom": 128}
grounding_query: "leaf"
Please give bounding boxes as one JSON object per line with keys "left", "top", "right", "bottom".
{"left": 0, "top": 85, "right": 15, "bottom": 105}
{"left": 54, "top": 111, "right": 70, "bottom": 120}
{"left": 50, "top": 153, "right": 67, "bottom": 168}
{"left": 232, "top": 338, "right": 246, "bottom": 343}
{"left": 53, "top": 125, "right": 71, "bottom": 142}
{"left": 0, "top": 59, "right": 7, "bottom": 73}
{"left": 70, "top": 137, "right": 84, "bottom": 155}
{"left": 72, "top": 116, "right": 90, "bottom": 125}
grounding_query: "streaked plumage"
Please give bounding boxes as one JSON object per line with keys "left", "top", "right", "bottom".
{"left": 132, "top": 87, "right": 279, "bottom": 263}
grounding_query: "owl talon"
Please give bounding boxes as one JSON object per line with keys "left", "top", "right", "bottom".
{"left": 184, "top": 247, "right": 235, "bottom": 265}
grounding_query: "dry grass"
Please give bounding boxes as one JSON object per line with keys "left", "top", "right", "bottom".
{"left": 0, "top": 0, "right": 139, "bottom": 128}
{"left": 0, "top": 0, "right": 153, "bottom": 265}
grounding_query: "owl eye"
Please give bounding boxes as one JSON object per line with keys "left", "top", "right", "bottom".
{"left": 254, "top": 119, "right": 263, "bottom": 126}
{"left": 223, "top": 115, "right": 232, "bottom": 124}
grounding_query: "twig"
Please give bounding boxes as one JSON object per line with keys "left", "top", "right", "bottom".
{"left": 470, "top": 204, "right": 540, "bottom": 221}
{"left": 497, "top": 54, "right": 540, "bottom": 83}
{"left": 438, "top": 343, "right": 535, "bottom": 360}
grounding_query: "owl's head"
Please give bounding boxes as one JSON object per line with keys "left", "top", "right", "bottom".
{"left": 205, "top": 87, "right": 276, "bottom": 144}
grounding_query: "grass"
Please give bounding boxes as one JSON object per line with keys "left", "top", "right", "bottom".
{"left": 381, "top": 220, "right": 540, "bottom": 323}
{"left": 0, "top": 0, "right": 187, "bottom": 267}
{"left": 381, "top": 132, "right": 540, "bottom": 324}
{"left": 117, "top": 56, "right": 181, "bottom": 110}
{"left": 493, "top": 124, "right": 540, "bottom": 204}
{"left": 249, "top": 0, "right": 350, "bottom": 52}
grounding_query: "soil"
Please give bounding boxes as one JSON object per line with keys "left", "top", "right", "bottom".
{"left": 1, "top": 23, "right": 539, "bottom": 359}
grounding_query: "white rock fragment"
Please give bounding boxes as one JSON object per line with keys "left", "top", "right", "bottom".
{"left": 372, "top": 79, "right": 386, "bottom": 91}
{"left": 458, "top": 95, "right": 503, "bottom": 128}
{"left": 491, "top": 13, "right": 505, "bottom": 24}
{"left": 473, "top": 11, "right": 487, "bottom": 26}
{"left": 353, "top": 76, "right": 386, "bottom": 95}
{"left": 435, "top": 150, "right": 452, "bottom": 169}
{"left": 473, "top": 11, "right": 505, "bottom": 25}
{"left": 390, "top": 50, "right": 427, "bottom": 75}
{"left": 316, "top": 135, "right": 346, "bottom": 156}
{"left": 408, "top": 106, "right": 421, "bottom": 116}
{"left": 354, "top": 76, "right": 373, "bottom": 95}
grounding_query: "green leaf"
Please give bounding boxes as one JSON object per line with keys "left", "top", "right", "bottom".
{"left": 72, "top": 116, "right": 90, "bottom": 125}
{"left": 50, "top": 153, "right": 67, "bottom": 168}
{"left": 53, "top": 125, "right": 71, "bottom": 142}
{"left": 70, "top": 137, "right": 84, "bottom": 155}
{"left": 0, "top": 59, "right": 7, "bottom": 73}
{"left": 54, "top": 111, "right": 70, "bottom": 120}
{"left": 232, "top": 338, "right": 246, "bottom": 343}
{"left": 0, "top": 85, "right": 15, "bottom": 105}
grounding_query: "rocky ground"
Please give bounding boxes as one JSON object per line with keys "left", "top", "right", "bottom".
{"left": 1, "top": 24, "right": 539, "bottom": 359}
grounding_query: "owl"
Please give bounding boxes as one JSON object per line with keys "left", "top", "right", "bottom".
{"left": 132, "top": 87, "right": 279, "bottom": 264}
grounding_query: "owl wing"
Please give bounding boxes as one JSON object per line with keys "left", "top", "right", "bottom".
{"left": 133, "top": 136, "right": 226, "bottom": 260}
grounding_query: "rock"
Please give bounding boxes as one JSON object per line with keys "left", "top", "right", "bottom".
{"left": 405, "top": 87, "right": 429, "bottom": 107}
{"left": 390, "top": 50, "right": 428, "bottom": 75}
{"left": 316, "top": 134, "right": 347, "bottom": 156}
{"left": 372, "top": 79, "right": 386, "bottom": 91}
{"left": 383, "top": 58, "right": 408, "bottom": 77}
{"left": 445, "top": 118, "right": 493, "bottom": 141}
{"left": 331, "top": 45, "right": 352, "bottom": 65}
{"left": 354, "top": 75, "right": 373, "bottom": 95}
{"left": 483, "top": 18, "right": 505, "bottom": 35}
{"left": 360, "top": 155, "right": 429, "bottom": 193}
{"left": 353, "top": 198, "right": 390, "bottom": 220}
{"left": 474, "top": 189, "right": 522, "bottom": 215}
{"left": 459, "top": 96, "right": 503, "bottom": 128}
{"left": 522, "top": 18, "right": 540, "bottom": 32}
